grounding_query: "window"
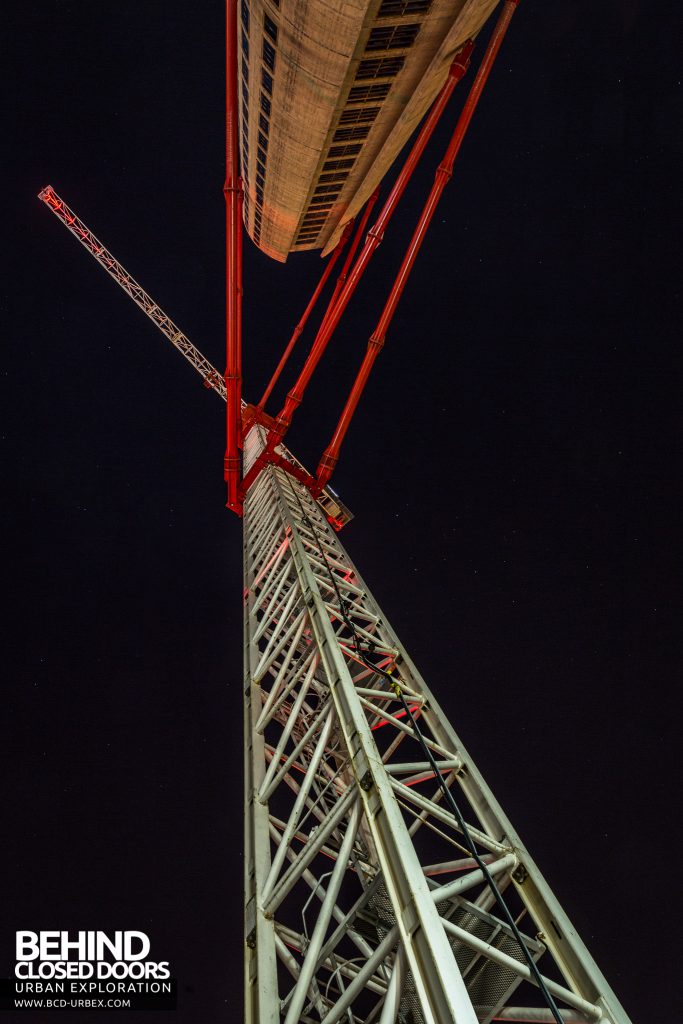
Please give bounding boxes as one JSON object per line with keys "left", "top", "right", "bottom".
{"left": 355, "top": 55, "right": 405, "bottom": 79}
{"left": 241, "top": 0, "right": 250, "bottom": 30}
{"left": 339, "top": 106, "right": 379, "bottom": 125}
{"left": 259, "top": 112, "right": 269, "bottom": 135}
{"left": 313, "top": 183, "right": 343, "bottom": 196}
{"left": 261, "top": 68, "right": 273, "bottom": 95}
{"left": 318, "top": 171, "right": 348, "bottom": 184}
{"left": 378, "top": 0, "right": 432, "bottom": 15}
{"left": 328, "top": 143, "right": 363, "bottom": 159}
{"left": 257, "top": 144, "right": 267, "bottom": 165}
{"left": 241, "top": 28, "right": 249, "bottom": 60}
{"left": 366, "top": 24, "right": 420, "bottom": 51}
{"left": 332, "top": 124, "right": 371, "bottom": 143}
{"left": 256, "top": 158, "right": 266, "bottom": 178}
{"left": 260, "top": 92, "right": 271, "bottom": 117}
{"left": 258, "top": 130, "right": 269, "bottom": 151}
{"left": 322, "top": 158, "right": 356, "bottom": 172}
{"left": 262, "top": 39, "right": 276, "bottom": 71}
{"left": 348, "top": 82, "right": 391, "bottom": 103}
{"left": 264, "top": 13, "right": 278, "bottom": 42}
{"left": 241, "top": 79, "right": 249, "bottom": 104}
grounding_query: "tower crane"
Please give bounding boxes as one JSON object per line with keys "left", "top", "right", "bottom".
{"left": 38, "top": 0, "right": 635, "bottom": 1020}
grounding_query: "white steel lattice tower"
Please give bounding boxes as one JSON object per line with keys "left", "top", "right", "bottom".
{"left": 36, "top": 175, "right": 634, "bottom": 1024}
{"left": 35, "top": 38, "right": 635, "bottom": 1013}
{"left": 242, "top": 427, "right": 632, "bottom": 1024}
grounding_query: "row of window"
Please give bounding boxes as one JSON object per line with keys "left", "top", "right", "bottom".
{"left": 296, "top": 7, "right": 427, "bottom": 246}
{"left": 240, "top": 0, "right": 252, "bottom": 227}
{"left": 241, "top": 1, "right": 280, "bottom": 245}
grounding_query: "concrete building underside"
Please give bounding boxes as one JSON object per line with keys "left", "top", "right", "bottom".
{"left": 239, "top": 0, "right": 500, "bottom": 260}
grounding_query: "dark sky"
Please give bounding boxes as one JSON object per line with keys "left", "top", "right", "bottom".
{"left": 3, "top": 2, "right": 680, "bottom": 1021}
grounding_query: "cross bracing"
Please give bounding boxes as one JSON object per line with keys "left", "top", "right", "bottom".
{"left": 243, "top": 426, "right": 631, "bottom": 1024}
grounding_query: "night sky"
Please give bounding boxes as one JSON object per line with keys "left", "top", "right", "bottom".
{"left": 3, "top": 2, "right": 679, "bottom": 1021}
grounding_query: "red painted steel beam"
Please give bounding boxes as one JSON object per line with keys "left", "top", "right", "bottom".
{"left": 271, "top": 39, "right": 475, "bottom": 442}
{"left": 317, "top": 1, "right": 522, "bottom": 488}
{"left": 270, "top": 453, "right": 318, "bottom": 492}
{"left": 224, "top": 0, "right": 243, "bottom": 514}
{"left": 257, "top": 221, "right": 353, "bottom": 413}
{"left": 238, "top": 45, "right": 473, "bottom": 502}
{"left": 318, "top": 189, "right": 380, "bottom": 338}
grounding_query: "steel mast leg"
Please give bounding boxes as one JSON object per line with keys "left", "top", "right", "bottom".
{"left": 272, "top": 40, "right": 475, "bottom": 441}
{"left": 317, "top": 0, "right": 522, "bottom": 488}
{"left": 224, "top": 0, "right": 244, "bottom": 514}
{"left": 257, "top": 223, "right": 353, "bottom": 413}
{"left": 317, "top": 188, "right": 380, "bottom": 340}
{"left": 237, "top": 46, "right": 474, "bottom": 503}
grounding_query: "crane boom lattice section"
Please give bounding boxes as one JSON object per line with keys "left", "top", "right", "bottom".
{"left": 38, "top": 186, "right": 226, "bottom": 398}
{"left": 243, "top": 426, "right": 630, "bottom": 1024}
